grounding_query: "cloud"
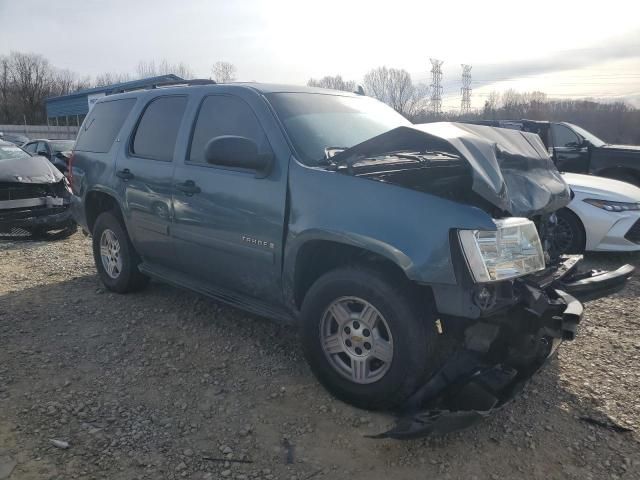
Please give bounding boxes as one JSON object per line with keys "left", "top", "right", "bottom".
{"left": 471, "top": 29, "right": 640, "bottom": 88}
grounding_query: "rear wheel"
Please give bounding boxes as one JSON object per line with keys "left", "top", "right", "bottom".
{"left": 300, "top": 266, "right": 438, "bottom": 410}
{"left": 552, "top": 208, "right": 586, "bottom": 255}
{"left": 92, "top": 211, "right": 149, "bottom": 293}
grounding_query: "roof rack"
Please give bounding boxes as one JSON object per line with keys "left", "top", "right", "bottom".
{"left": 112, "top": 78, "right": 216, "bottom": 94}
{"left": 151, "top": 79, "right": 216, "bottom": 89}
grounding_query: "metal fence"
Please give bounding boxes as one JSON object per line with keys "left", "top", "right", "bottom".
{"left": 0, "top": 124, "right": 79, "bottom": 141}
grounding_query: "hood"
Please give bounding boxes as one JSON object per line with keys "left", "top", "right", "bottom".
{"left": 331, "top": 122, "right": 571, "bottom": 217}
{"left": 563, "top": 172, "right": 640, "bottom": 202}
{"left": 601, "top": 144, "right": 640, "bottom": 153}
{"left": 0, "top": 154, "right": 64, "bottom": 184}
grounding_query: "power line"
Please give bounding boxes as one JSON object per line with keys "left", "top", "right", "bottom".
{"left": 430, "top": 58, "right": 444, "bottom": 116}
{"left": 460, "top": 64, "right": 472, "bottom": 114}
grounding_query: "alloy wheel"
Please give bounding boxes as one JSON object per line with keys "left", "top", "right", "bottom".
{"left": 100, "top": 228, "right": 123, "bottom": 279}
{"left": 320, "top": 296, "right": 394, "bottom": 384}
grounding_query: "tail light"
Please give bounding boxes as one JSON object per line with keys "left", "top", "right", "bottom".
{"left": 66, "top": 152, "right": 75, "bottom": 189}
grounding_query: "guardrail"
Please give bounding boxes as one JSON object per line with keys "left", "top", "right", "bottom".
{"left": 0, "top": 124, "right": 79, "bottom": 140}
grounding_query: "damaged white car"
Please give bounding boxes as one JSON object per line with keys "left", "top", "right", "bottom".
{"left": 552, "top": 173, "right": 640, "bottom": 254}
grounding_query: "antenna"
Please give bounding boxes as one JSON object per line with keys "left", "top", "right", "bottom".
{"left": 430, "top": 58, "right": 444, "bottom": 116}
{"left": 461, "top": 64, "right": 472, "bottom": 114}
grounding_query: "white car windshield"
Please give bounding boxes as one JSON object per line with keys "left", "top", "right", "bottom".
{"left": 0, "top": 144, "right": 30, "bottom": 160}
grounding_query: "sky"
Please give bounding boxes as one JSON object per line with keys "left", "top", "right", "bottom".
{"left": 1, "top": 0, "right": 639, "bottom": 109}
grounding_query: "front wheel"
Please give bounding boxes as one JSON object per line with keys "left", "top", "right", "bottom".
{"left": 300, "top": 266, "right": 438, "bottom": 410}
{"left": 552, "top": 208, "right": 586, "bottom": 255}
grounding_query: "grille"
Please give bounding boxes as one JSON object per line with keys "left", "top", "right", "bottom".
{"left": 0, "top": 181, "right": 66, "bottom": 201}
{"left": 624, "top": 219, "right": 640, "bottom": 244}
{"left": 0, "top": 205, "right": 68, "bottom": 222}
{"left": 0, "top": 226, "right": 31, "bottom": 237}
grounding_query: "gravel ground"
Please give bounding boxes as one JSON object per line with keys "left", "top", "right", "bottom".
{"left": 1, "top": 233, "right": 639, "bottom": 480}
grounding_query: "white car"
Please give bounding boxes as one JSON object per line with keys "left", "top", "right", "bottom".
{"left": 553, "top": 172, "right": 640, "bottom": 254}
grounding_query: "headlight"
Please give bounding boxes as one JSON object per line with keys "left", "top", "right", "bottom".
{"left": 458, "top": 218, "right": 545, "bottom": 282}
{"left": 583, "top": 198, "right": 640, "bottom": 212}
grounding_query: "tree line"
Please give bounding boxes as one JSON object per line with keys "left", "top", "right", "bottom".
{"left": 1, "top": 51, "right": 638, "bottom": 144}
{"left": 309, "top": 73, "right": 640, "bottom": 144}
{"left": 0, "top": 52, "right": 236, "bottom": 125}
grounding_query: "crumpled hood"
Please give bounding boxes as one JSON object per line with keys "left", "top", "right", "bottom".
{"left": 0, "top": 155, "right": 63, "bottom": 184}
{"left": 332, "top": 122, "right": 571, "bottom": 217}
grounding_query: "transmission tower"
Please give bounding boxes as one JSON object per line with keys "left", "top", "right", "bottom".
{"left": 430, "top": 58, "right": 444, "bottom": 116}
{"left": 460, "top": 64, "right": 472, "bottom": 114}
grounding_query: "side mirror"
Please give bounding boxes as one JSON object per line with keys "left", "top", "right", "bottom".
{"left": 37, "top": 150, "right": 49, "bottom": 158}
{"left": 205, "top": 136, "right": 273, "bottom": 177}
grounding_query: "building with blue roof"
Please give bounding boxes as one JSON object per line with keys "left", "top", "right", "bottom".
{"left": 45, "top": 74, "right": 184, "bottom": 126}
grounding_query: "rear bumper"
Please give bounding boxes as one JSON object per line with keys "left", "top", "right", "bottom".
{"left": 377, "top": 256, "right": 633, "bottom": 439}
{"left": 70, "top": 194, "right": 89, "bottom": 232}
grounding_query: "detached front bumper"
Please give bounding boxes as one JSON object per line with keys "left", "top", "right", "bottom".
{"left": 377, "top": 256, "right": 633, "bottom": 440}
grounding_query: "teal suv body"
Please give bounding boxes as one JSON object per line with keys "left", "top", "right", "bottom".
{"left": 70, "top": 83, "right": 633, "bottom": 438}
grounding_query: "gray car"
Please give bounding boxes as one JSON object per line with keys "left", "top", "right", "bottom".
{"left": 69, "top": 82, "right": 633, "bottom": 438}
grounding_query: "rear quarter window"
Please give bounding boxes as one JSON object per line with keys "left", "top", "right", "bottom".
{"left": 75, "top": 98, "right": 136, "bottom": 153}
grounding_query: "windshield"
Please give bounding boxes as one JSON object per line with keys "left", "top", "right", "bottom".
{"left": 267, "top": 93, "right": 411, "bottom": 166}
{"left": 0, "top": 143, "right": 30, "bottom": 160}
{"left": 564, "top": 123, "right": 605, "bottom": 147}
{"left": 50, "top": 140, "right": 75, "bottom": 153}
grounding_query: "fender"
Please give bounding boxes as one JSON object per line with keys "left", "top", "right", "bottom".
{"left": 283, "top": 160, "right": 496, "bottom": 301}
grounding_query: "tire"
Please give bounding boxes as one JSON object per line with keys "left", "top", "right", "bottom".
{"left": 92, "top": 211, "right": 149, "bottom": 293}
{"left": 300, "top": 266, "right": 438, "bottom": 410}
{"left": 553, "top": 208, "right": 586, "bottom": 255}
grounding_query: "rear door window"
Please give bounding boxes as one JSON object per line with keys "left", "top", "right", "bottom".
{"left": 131, "top": 96, "right": 188, "bottom": 161}
{"left": 188, "top": 95, "right": 269, "bottom": 165}
{"left": 75, "top": 98, "right": 136, "bottom": 153}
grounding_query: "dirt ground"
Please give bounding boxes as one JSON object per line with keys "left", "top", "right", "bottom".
{"left": 1, "top": 233, "right": 639, "bottom": 480}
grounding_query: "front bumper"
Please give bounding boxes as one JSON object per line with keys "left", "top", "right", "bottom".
{"left": 0, "top": 201, "right": 74, "bottom": 234}
{"left": 376, "top": 256, "right": 633, "bottom": 439}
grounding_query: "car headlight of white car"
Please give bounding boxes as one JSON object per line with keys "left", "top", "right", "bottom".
{"left": 583, "top": 198, "right": 640, "bottom": 212}
{"left": 458, "top": 218, "right": 545, "bottom": 282}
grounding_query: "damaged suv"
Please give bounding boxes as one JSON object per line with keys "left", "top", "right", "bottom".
{"left": 70, "top": 84, "right": 633, "bottom": 438}
{"left": 0, "top": 139, "right": 75, "bottom": 239}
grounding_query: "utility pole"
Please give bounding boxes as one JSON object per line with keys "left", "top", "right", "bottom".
{"left": 461, "top": 64, "right": 472, "bottom": 115}
{"left": 430, "top": 58, "right": 444, "bottom": 117}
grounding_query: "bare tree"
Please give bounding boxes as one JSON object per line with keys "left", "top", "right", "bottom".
{"left": 93, "top": 72, "right": 133, "bottom": 88}
{"left": 9, "top": 52, "right": 56, "bottom": 123}
{"left": 307, "top": 75, "right": 356, "bottom": 92}
{"left": 0, "top": 56, "right": 14, "bottom": 123}
{"left": 212, "top": 61, "right": 237, "bottom": 83}
{"left": 50, "top": 69, "right": 91, "bottom": 97}
{"left": 136, "top": 59, "right": 194, "bottom": 80}
{"left": 363, "top": 66, "right": 428, "bottom": 118}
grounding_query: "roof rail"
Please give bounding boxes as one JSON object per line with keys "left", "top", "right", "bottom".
{"left": 151, "top": 79, "right": 216, "bottom": 89}
{"left": 111, "top": 78, "right": 216, "bottom": 94}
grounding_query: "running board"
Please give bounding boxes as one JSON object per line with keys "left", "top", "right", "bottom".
{"left": 138, "top": 262, "right": 295, "bottom": 324}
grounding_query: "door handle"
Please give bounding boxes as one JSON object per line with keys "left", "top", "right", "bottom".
{"left": 116, "top": 168, "right": 134, "bottom": 181}
{"left": 175, "top": 180, "right": 201, "bottom": 195}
